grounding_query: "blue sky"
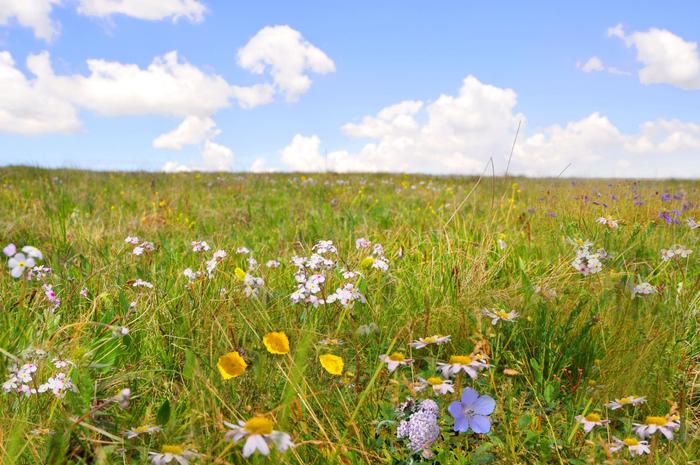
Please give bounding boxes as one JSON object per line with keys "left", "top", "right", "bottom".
{"left": 1, "top": 0, "right": 699, "bottom": 176}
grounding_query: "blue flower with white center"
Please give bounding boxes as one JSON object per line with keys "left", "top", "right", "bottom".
{"left": 448, "top": 387, "right": 495, "bottom": 434}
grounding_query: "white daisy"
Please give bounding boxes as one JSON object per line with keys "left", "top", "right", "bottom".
{"left": 482, "top": 309, "right": 519, "bottom": 325}
{"left": 437, "top": 354, "right": 491, "bottom": 379}
{"left": 379, "top": 353, "right": 413, "bottom": 372}
{"left": 575, "top": 412, "right": 609, "bottom": 433}
{"left": 224, "top": 417, "right": 293, "bottom": 458}
{"left": 610, "top": 437, "right": 651, "bottom": 456}
{"left": 409, "top": 335, "right": 451, "bottom": 349}
{"left": 8, "top": 253, "right": 35, "bottom": 278}
{"left": 633, "top": 416, "right": 680, "bottom": 440}
{"left": 604, "top": 395, "right": 646, "bottom": 410}
{"left": 148, "top": 445, "right": 198, "bottom": 465}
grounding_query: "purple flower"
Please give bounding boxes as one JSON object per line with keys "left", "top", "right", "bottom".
{"left": 660, "top": 193, "right": 672, "bottom": 202}
{"left": 448, "top": 388, "right": 495, "bottom": 434}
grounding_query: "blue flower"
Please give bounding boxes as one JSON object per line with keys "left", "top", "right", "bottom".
{"left": 448, "top": 387, "right": 495, "bottom": 434}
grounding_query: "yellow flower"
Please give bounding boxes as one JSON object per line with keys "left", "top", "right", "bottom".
{"left": 263, "top": 332, "right": 290, "bottom": 355}
{"left": 217, "top": 351, "right": 247, "bottom": 379}
{"left": 161, "top": 444, "right": 184, "bottom": 454}
{"left": 360, "top": 256, "right": 375, "bottom": 269}
{"left": 319, "top": 354, "right": 343, "bottom": 375}
{"left": 235, "top": 267, "right": 247, "bottom": 281}
{"left": 244, "top": 416, "right": 274, "bottom": 434}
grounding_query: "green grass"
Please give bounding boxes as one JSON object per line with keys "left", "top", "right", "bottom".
{"left": 0, "top": 166, "right": 698, "bottom": 464}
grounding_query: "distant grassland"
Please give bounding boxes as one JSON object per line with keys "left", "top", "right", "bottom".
{"left": 0, "top": 166, "right": 698, "bottom": 464}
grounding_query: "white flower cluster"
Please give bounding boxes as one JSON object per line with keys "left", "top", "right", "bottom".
{"left": 206, "top": 249, "right": 228, "bottom": 278}
{"left": 3, "top": 354, "right": 75, "bottom": 399}
{"left": 396, "top": 399, "right": 440, "bottom": 454}
{"left": 124, "top": 236, "right": 155, "bottom": 256}
{"left": 660, "top": 245, "right": 692, "bottom": 261}
{"left": 357, "top": 238, "right": 390, "bottom": 271}
{"left": 596, "top": 216, "right": 619, "bottom": 229}
{"left": 4, "top": 244, "right": 43, "bottom": 279}
{"left": 571, "top": 240, "right": 604, "bottom": 276}
{"left": 241, "top": 272, "right": 265, "bottom": 298}
{"left": 632, "top": 282, "right": 656, "bottom": 297}
{"left": 191, "top": 240, "right": 210, "bottom": 253}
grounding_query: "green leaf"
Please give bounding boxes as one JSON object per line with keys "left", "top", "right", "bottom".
{"left": 156, "top": 399, "right": 171, "bottom": 426}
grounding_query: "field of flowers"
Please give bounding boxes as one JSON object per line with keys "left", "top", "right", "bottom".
{"left": 1, "top": 166, "right": 698, "bottom": 464}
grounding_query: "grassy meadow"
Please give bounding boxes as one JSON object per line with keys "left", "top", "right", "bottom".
{"left": 0, "top": 166, "right": 698, "bottom": 464}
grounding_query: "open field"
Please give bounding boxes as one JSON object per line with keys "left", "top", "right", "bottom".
{"left": 0, "top": 167, "right": 698, "bottom": 464}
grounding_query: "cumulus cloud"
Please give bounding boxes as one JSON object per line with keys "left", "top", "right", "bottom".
{"left": 76, "top": 0, "right": 206, "bottom": 22}
{"left": 609, "top": 24, "right": 700, "bottom": 90}
{"left": 230, "top": 83, "right": 275, "bottom": 109}
{"left": 153, "top": 115, "right": 219, "bottom": 149}
{"left": 577, "top": 56, "right": 604, "bottom": 73}
{"left": 162, "top": 140, "right": 234, "bottom": 172}
{"left": 0, "top": 0, "right": 60, "bottom": 41}
{"left": 0, "top": 51, "right": 80, "bottom": 134}
{"left": 237, "top": 25, "right": 335, "bottom": 101}
{"left": 278, "top": 75, "right": 700, "bottom": 176}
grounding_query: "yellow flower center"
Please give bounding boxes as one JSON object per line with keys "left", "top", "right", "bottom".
{"left": 449, "top": 355, "right": 472, "bottom": 365}
{"left": 645, "top": 416, "right": 667, "bottom": 426}
{"left": 495, "top": 310, "right": 511, "bottom": 319}
{"left": 244, "top": 416, "right": 274, "bottom": 435}
{"left": 618, "top": 396, "right": 633, "bottom": 405}
{"left": 263, "top": 331, "right": 290, "bottom": 355}
{"left": 584, "top": 413, "right": 601, "bottom": 422}
{"left": 623, "top": 437, "right": 640, "bottom": 446}
{"left": 133, "top": 425, "right": 150, "bottom": 433}
{"left": 18, "top": 261, "right": 26, "bottom": 267}
{"left": 422, "top": 336, "right": 437, "bottom": 344}
{"left": 217, "top": 351, "right": 247, "bottom": 379}
{"left": 388, "top": 352, "right": 405, "bottom": 362}
{"left": 161, "top": 445, "right": 184, "bottom": 454}
{"left": 426, "top": 376, "right": 444, "bottom": 385}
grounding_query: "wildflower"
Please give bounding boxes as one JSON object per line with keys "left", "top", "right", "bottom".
{"left": 633, "top": 416, "right": 680, "bottom": 440}
{"left": 610, "top": 437, "right": 651, "bottom": 456}
{"left": 37, "top": 372, "right": 75, "bottom": 398}
{"left": 80, "top": 287, "right": 89, "bottom": 298}
{"left": 410, "top": 335, "right": 451, "bottom": 349}
{"left": 326, "top": 283, "right": 365, "bottom": 308}
{"left": 191, "top": 241, "right": 210, "bottom": 252}
{"left": 313, "top": 240, "right": 336, "bottom": 254}
{"left": 124, "top": 425, "right": 161, "bottom": 439}
{"left": 236, "top": 246, "right": 251, "bottom": 255}
{"left": 356, "top": 237, "right": 371, "bottom": 249}
{"left": 217, "top": 352, "right": 247, "bottom": 379}
{"left": 42, "top": 284, "right": 61, "bottom": 311}
{"left": 319, "top": 338, "right": 344, "bottom": 346}
{"left": 356, "top": 323, "right": 378, "bottom": 336}
{"left": 632, "top": 282, "right": 656, "bottom": 296}
{"left": 379, "top": 352, "right": 413, "bottom": 372}
{"left": 3, "top": 243, "right": 16, "bottom": 257}
{"left": 266, "top": 259, "right": 280, "bottom": 268}
{"left": 571, "top": 241, "right": 604, "bottom": 276}
{"left": 7, "top": 252, "right": 35, "bottom": 278}
{"left": 448, "top": 387, "right": 495, "bottom": 434}
{"left": 116, "top": 388, "right": 131, "bottom": 408}
{"left": 112, "top": 326, "right": 129, "bottom": 337}
{"left": 686, "top": 217, "right": 699, "bottom": 229}
{"left": 482, "top": 309, "right": 519, "bottom": 325}
{"left": 125, "top": 236, "right": 140, "bottom": 245}
{"left": 605, "top": 395, "right": 646, "bottom": 410}
{"left": 319, "top": 354, "right": 343, "bottom": 375}
{"left": 397, "top": 399, "right": 440, "bottom": 455}
{"left": 596, "top": 216, "right": 619, "bottom": 229}
{"left": 575, "top": 412, "right": 609, "bottom": 433}
{"left": 132, "top": 279, "right": 153, "bottom": 288}
{"left": 661, "top": 245, "right": 692, "bottom": 261}
{"left": 223, "top": 416, "right": 293, "bottom": 458}
{"left": 21, "top": 246, "right": 43, "bottom": 260}
{"left": 437, "top": 354, "right": 491, "bottom": 379}
{"left": 148, "top": 445, "right": 199, "bottom": 465}
{"left": 262, "top": 332, "right": 290, "bottom": 355}
{"left": 418, "top": 376, "right": 454, "bottom": 395}
{"left": 27, "top": 265, "right": 52, "bottom": 281}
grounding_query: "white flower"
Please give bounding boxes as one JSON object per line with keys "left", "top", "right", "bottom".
{"left": 497, "top": 239, "right": 507, "bottom": 250}
{"left": 418, "top": 376, "right": 454, "bottom": 395}
{"left": 482, "top": 309, "right": 519, "bottom": 325}
{"left": 575, "top": 412, "right": 609, "bottom": 433}
{"left": 224, "top": 417, "right": 293, "bottom": 458}
{"left": 596, "top": 216, "right": 619, "bottom": 229}
{"left": 687, "top": 218, "right": 699, "bottom": 229}
{"left": 148, "top": 445, "right": 199, "bottom": 465}
{"left": 610, "top": 437, "right": 650, "bottom": 456}
{"left": 132, "top": 279, "right": 153, "bottom": 288}
{"left": 661, "top": 248, "right": 675, "bottom": 261}
{"left": 266, "top": 260, "right": 280, "bottom": 268}
{"left": 125, "top": 236, "right": 140, "bottom": 245}
{"left": 8, "top": 253, "right": 35, "bottom": 278}
{"left": 633, "top": 416, "right": 680, "bottom": 440}
{"left": 437, "top": 354, "right": 491, "bottom": 379}
{"left": 632, "top": 282, "right": 656, "bottom": 296}
{"left": 3, "top": 243, "right": 16, "bottom": 257}
{"left": 604, "top": 395, "right": 646, "bottom": 410}
{"left": 236, "top": 246, "right": 251, "bottom": 255}
{"left": 21, "top": 246, "right": 43, "bottom": 260}
{"left": 191, "top": 241, "right": 210, "bottom": 252}
{"left": 379, "top": 353, "right": 413, "bottom": 372}
{"left": 355, "top": 237, "right": 371, "bottom": 249}
{"left": 409, "top": 335, "right": 451, "bottom": 349}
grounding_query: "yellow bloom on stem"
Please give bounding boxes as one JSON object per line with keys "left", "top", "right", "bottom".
{"left": 319, "top": 354, "right": 343, "bottom": 375}
{"left": 217, "top": 351, "right": 247, "bottom": 379}
{"left": 235, "top": 267, "right": 247, "bottom": 281}
{"left": 244, "top": 416, "right": 274, "bottom": 434}
{"left": 263, "top": 331, "right": 290, "bottom": 355}
{"left": 360, "top": 256, "right": 375, "bottom": 269}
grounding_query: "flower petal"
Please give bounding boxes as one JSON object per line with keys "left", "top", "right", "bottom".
{"left": 472, "top": 395, "right": 496, "bottom": 415}
{"left": 453, "top": 415, "right": 469, "bottom": 432}
{"left": 448, "top": 400, "right": 464, "bottom": 420}
{"left": 461, "top": 387, "right": 479, "bottom": 405}
{"left": 469, "top": 414, "right": 491, "bottom": 434}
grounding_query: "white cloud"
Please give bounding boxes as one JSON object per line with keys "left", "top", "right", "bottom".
{"left": 0, "top": 0, "right": 60, "bottom": 41}
{"left": 250, "top": 156, "right": 273, "bottom": 172}
{"left": 230, "top": 83, "right": 275, "bottom": 109}
{"left": 610, "top": 24, "right": 700, "bottom": 90}
{"left": 237, "top": 25, "right": 335, "bottom": 101}
{"left": 279, "top": 75, "right": 700, "bottom": 176}
{"left": 0, "top": 51, "right": 80, "bottom": 134}
{"left": 162, "top": 160, "right": 191, "bottom": 172}
{"left": 153, "top": 116, "right": 219, "bottom": 149}
{"left": 578, "top": 56, "right": 604, "bottom": 73}
{"left": 76, "top": 0, "right": 206, "bottom": 22}
{"left": 201, "top": 140, "right": 233, "bottom": 170}
{"left": 280, "top": 134, "right": 327, "bottom": 171}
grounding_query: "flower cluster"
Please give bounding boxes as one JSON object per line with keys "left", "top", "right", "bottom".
{"left": 4, "top": 244, "right": 43, "bottom": 278}
{"left": 596, "top": 216, "right": 619, "bottom": 229}
{"left": 660, "top": 245, "right": 692, "bottom": 261}
{"left": 396, "top": 399, "right": 440, "bottom": 455}
{"left": 571, "top": 240, "right": 604, "bottom": 276}
{"left": 125, "top": 236, "right": 155, "bottom": 255}
{"left": 2, "top": 352, "right": 75, "bottom": 399}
